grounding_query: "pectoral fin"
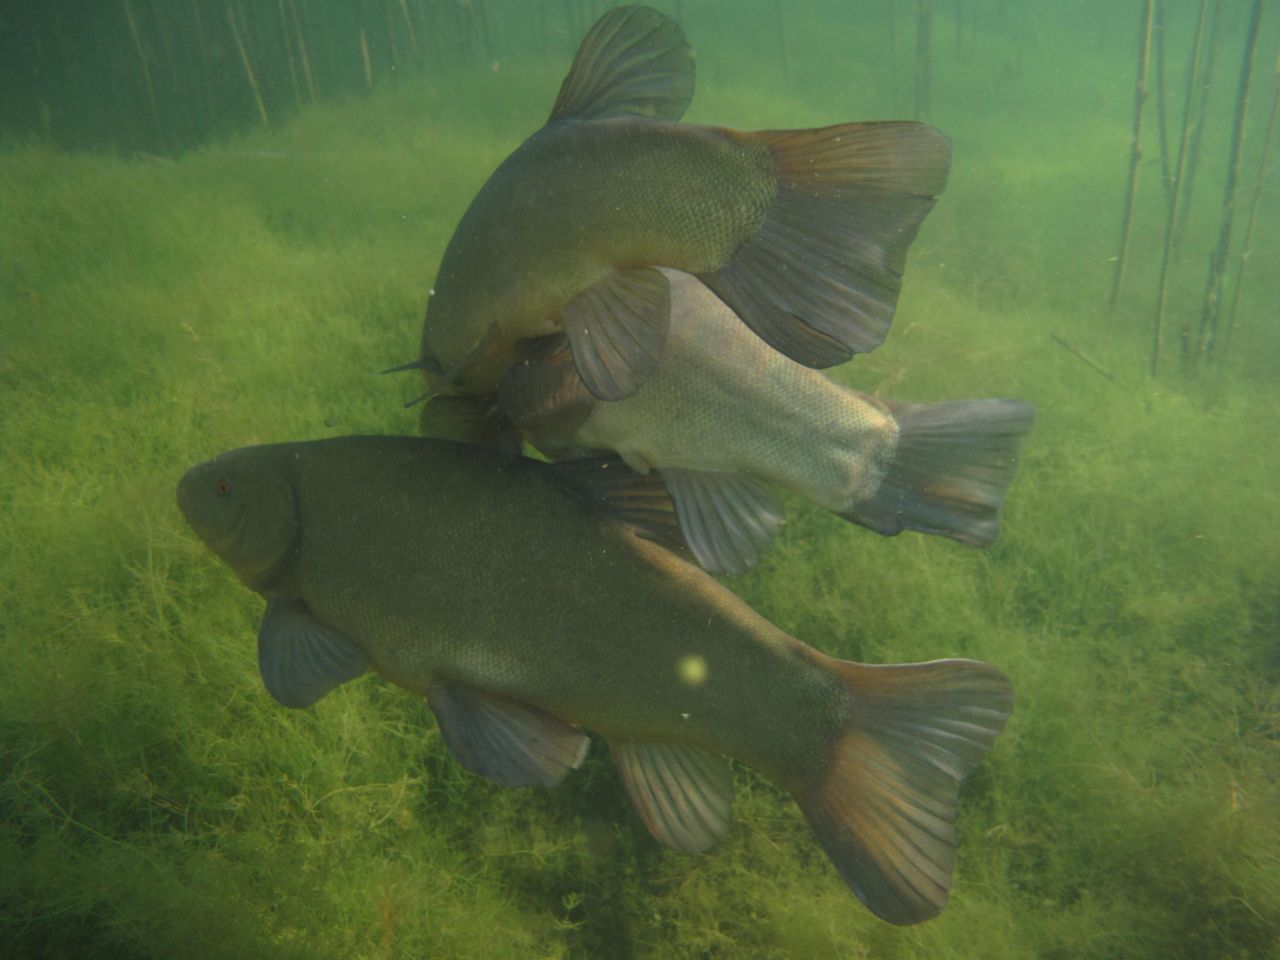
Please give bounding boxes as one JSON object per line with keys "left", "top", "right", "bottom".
{"left": 426, "top": 684, "right": 590, "bottom": 788}
{"left": 564, "top": 267, "right": 670, "bottom": 401}
{"left": 548, "top": 6, "right": 694, "bottom": 124}
{"left": 498, "top": 335, "right": 598, "bottom": 451}
{"left": 612, "top": 740, "right": 735, "bottom": 853}
{"left": 258, "top": 597, "right": 370, "bottom": 709}
{"left": 700, "top": 122, "right": 951, "bottom": 366}
{"left": 659, "top": 468, "right": 784, "bottom": 576}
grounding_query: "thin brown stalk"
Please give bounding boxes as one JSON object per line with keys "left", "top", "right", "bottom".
{"left": 225, "top": 0, "right": 271, "bottom": 130}
{"left": 1196, "top": 0, "right": 1264, "bottom": 368}
{"left": 915, "top": 0, "right": 932, "bottom": 120}
{"left": 1177, "top": 0, "right": 1223, "bottom": 241}
{"left": 278, "top": 0, "right": 303, "bottom": 108}
{"left": 1151, "top": 0, "right": 1208, "bottom": 377}
{"left": 122, "top": 0, "right": 162, "bottom": 141}
{"left": 1108, "top": 0, "right": 1155, "bottom": 311}
{"left": 288, "top": 0, "right": 317, "bottom": 101}
{"left": 1153, "top": 0, "right": 1172, "bottom": 207}
{"left": 398, "top": 0, "right": 421, "bottom": 64}
{"left": 1051, "top": 334, "right": 1117, "bottom": 383}
{"left": 360, "top": 28, "right": 374, "bottom": 92}
{"left": 774, "top": 0, "right": 791, "bottom": 83}
{"left": 1221, "top": 50, "right": 1280, "bottom": 360}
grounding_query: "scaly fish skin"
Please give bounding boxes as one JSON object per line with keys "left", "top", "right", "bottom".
{"left": 564, "top": 270, "right": 900, "bottom": 510}
{"left": 178, "top": 436, "right": 843, "bottom": 788}
{"left": 180, "top": 435, "right": 1013, "bottom": 923}
{"left": 498, "top": 271, "right": 1033, "bottom": 573}
{"left": 423, "top": 119, "right": 775, "bottom": 395}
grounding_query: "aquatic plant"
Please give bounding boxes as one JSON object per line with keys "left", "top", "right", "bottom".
{"left": 2, "top": 4, "right": 1277, "bottom": 957}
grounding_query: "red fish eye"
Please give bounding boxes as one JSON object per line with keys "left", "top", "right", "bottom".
{"left": 216, "top": 479, "right": 231, "bottom": 496}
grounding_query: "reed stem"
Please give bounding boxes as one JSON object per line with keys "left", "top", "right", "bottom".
{"left": 225, "top": 1, "right": 271, "bottom": 131}
{"left": 359, "top": 28, "right": 374, "bottom": 92}
{"left": 1108, "top": 0, "right": 1154, "bottom": 311}
{"left": 122, "top": 0, "right": 162, "bottom": 146}
{"left": 1153, "top": 0, "right": 1172, "bottom": 208}
{"left": 1176, "top": 0, "right": 1221, "bottom": 242}
{"left": 278, "top": 0, "right": 303, "bottom": 109}
{"left": 1151, "top": 0, "right": 1208, "bottom": 377}
{"left": 288, "top": 0, "right": 317, "bottom": 101}
{"left": 1196, "top": 0, "right": 1265, "bottom": 369}
{"left": 774, "top": 0, "right": 791, "bottom": 83}
{"left": 1220, "top": 50, "right": 1280, "bottom": 361}
{"left": 914, "top": 0, "right": 932, "bottom": 120}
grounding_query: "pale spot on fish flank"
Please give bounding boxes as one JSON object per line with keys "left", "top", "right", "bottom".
{"left": 676, "top": 654, "right": 708, "bottom": 687}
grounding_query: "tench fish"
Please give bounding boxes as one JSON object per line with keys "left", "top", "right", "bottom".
{"left": 409, "top": 5, "right": 951, "bottom": 402}
{"left": 482, "top": 270, "right": 1034, "bottom": 574}
{"left": 178, "top": 436, "right": 1013, "bottom": 924}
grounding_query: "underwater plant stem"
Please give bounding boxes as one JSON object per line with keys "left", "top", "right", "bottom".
{"left": 774, "top": 0, "right": 791, "bottom": 83}
{"left": 1152, "top": 0, "right": 1209, "bottom": 378}
{"left": 288, "top": 0, "right": 317, "bottom": 101}
{"left": 1153, "top": 0, "right": 1173, "bottom": 208}
{"left": 1176, "top": 0, "right": 1223, "bottom": 242}
{"left": 915, "top": 0, "right": 932, "bottom": 120}
{"left": 1050, "top": 333, "right": 1116, "bottom": 383}
{"left": 360, "top": 28, "right": 374, "bottom": 92}
{"left": 397, "top": 0, "right": 421, "bottom": 65}
{"left": 1220, "top": 50, "right": 1280, "bottom": 361}
{"left": 888, "top": 0, "right": 899, "bottom": 112}
{"left": 1195, "top": 0, "right": 1264, "bottom": 370}
{"left": 122, "top": 0, "right": 162, "bottom": 148}
{"left": 225, "top": 1, "right": 271, "bottom": 130}
{"left": 278, "top": 0, "right": 303, "bottom": 109}
{"left": 1108, "top": 0, "right": 1155, "bottom": 311}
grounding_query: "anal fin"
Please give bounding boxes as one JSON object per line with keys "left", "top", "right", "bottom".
{"left": 258, "top": 597, "right": 370, "bottom": 709}
{"left": 564, "top": 267, "right": 670, "bottom": 401}
{"left": 426, "top": 684, "right": 589, "bottom": 788}
{"left": 612, "top": 740, "right": 735, "bottom": 853}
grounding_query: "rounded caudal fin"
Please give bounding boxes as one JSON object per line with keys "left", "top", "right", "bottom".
{"left": 794, "top": 657, "right": 1013, "bottom": 925}
{"left": 700, "top": 122, "right": 951, "bottom": 368}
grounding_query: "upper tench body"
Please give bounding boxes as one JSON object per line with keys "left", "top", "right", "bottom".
{"left": 413, "top": 5, "right": 951, "bottom": 402}
{"left": 483, "top": 270, "right": 1034, "bottom": 574}
{"left": 178, "top": 435, "right": 1012, "bottom": 925}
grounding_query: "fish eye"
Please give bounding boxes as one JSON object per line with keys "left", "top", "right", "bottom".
{"left": 216, "top": 479, "right": 232, "bottom": 496}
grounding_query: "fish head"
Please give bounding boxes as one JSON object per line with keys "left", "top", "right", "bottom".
{"left": 177, "top": 445, "right": 299, "bottom": 591}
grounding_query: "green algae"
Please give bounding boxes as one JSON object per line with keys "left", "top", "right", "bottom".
{"left": 1, "top": 5, "right": 1278, "bottom": 958}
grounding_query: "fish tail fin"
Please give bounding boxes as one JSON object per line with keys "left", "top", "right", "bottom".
{"left": 843, "top": 399, "right": 1035, "bottom": 547}
{"left": 700, "top": 122, "right": 951, "bottom": 368}
{"left": 794, "top": 656, "right": 1013, "bottom": 925}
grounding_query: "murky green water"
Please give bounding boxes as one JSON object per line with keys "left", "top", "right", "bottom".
{"left": 2, "top": 2, "right": 1277, "bottom": 957}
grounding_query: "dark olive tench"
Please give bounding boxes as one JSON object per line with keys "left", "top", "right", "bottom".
{"left": 412, "top": 5, "right": 950, "bottom": 401}
{"left": 178, "top": 436, "right": 1012, "bottom": 924}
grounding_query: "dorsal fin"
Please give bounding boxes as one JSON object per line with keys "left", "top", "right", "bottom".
{"left": 548, "top": 455, "right": 689, "bottom": 556}
{"left": 548, "top": 5, "right": 695, "bottom": 124}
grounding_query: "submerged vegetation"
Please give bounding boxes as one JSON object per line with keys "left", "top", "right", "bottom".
{"left": 2, "top": 2, "right": 1278, "bottom": 957}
